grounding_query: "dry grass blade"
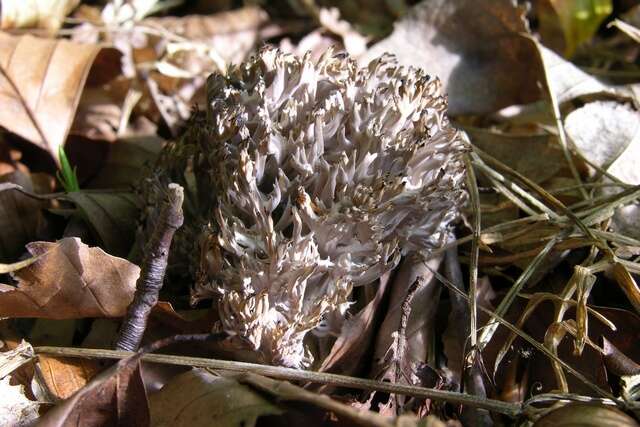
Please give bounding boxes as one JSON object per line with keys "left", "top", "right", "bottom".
{"left": 422, "top": 260, "right": 617, "bottom": 400}
{"left": 477, "top": 232, "right": 566, "bottom": 349}
{"left": 464, "top": 153, "right": 480, "bottom": 351}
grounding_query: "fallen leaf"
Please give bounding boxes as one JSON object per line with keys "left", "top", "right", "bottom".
{"left": 0, "top": 180, "right": 52, "bottom": 262}
{"left": 533, "top": 403, "right": 639, "bottom": 427}
{"left": 533, "top": 40, "right": 637, "bottom": 104}
{"left": 0, "top": 32, "right": 118, "bottom": 163}
{"left": 239, "top": 372, "right": 445, "bottom": 427}
{"left": 37, "top": 352, "right": 149, "bottom": 427}
{"left": 372, "top": 256, "right": 443, "bottom": 383}
{"left": 0, "top": 340, "right": 35, "bottom": 378}
{"left": 319, "top": 272, "right": 391, "bottom": 376}
{"left": 565, "top": 100, "right": 640, "bottom": 185}
{"left": 65, "top": 191, "right": 141, "bottom": 257}
{"left": 69, "top": 87, "right": 123, "bottom": 142}
{"left": 0, "top": 376, "right": 41, "bottom": 427}
{"left": 149, "top": 369, "right": 282, "bottom": 427}
{"left": 318, "top": 0, "right": 409, "bottom": 37}
{"left": 465, "top": 126, "right": 566, "bottom": 183}
{"left": 318, "top": 7, "right": 368, "bottom": 56}
{"left": 359, "top": 0, "right": 543, "bottom": 116}
{"left": 36, "top": 355, "right": 101, "bottom": 400}
{"left": 0, "top": 237, "right": 139, "bottom": 319}
{"left": 87, "top": 135, "right": 163, "bottom": 188}
{"left": 0, "top": 0, "right": 80, "bottom": 33}
{"left": 601, "top": 336, "right": 640, "bottom": 377}
{"left": 564, "top": 100, "right": 640, "bottom": 240}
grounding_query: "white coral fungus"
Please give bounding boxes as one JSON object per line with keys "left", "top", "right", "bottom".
{"left": 189, "top": 47, "right": 466, "bottom": 367}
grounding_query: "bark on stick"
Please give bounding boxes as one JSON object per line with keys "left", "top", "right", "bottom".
{"left": 115, "top": 183, "right": 184, "bottom": 351}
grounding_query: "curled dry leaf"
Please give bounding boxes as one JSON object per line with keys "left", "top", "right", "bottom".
{"left": 0, "top": 32, "right": 118, "bottom": 164}
{"left": 360, "top": 0, "right": 543, "bottom": 116}
{"left": 0, "top": 0, "right": 80, "bottom": 33}
{"left": 150, "top": 369, "right": 282, "bottom": 427}
{"left": 36, "top": 352, "right": 149, "bottom": 427}
{"left": 0, "top": 237, "right": 139, "bottom": 319}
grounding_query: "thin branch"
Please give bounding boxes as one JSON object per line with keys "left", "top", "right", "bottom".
{"left": 33, "top": 345, "right": 523, "bottom": 417}
{"left": 115, "top": 183, "right": 184, "bottom": 351}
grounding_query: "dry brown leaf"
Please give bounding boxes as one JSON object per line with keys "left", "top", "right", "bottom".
{"left": 0, "top": 0, "right": 80, "bottom": 33}
{"left": 319, "top": 272, "right": 391, "bottom": 375}
{"left": 36, "top": 352, "right": 149, "bottom": 427}
{"left": 533, "top": 403, "right": 639, "bottom": 427}
{"left": 36, "top": 355, "right": 101, "bottom": 401}
{"left": 359, "top": 0, "right": 543, "bottom": 116}
{"left": 0, "top": 180, "right": 52, "bottom": 263}
{"left": 0, "top": 237, "right": 139, "bottom": 319}
{"left": 0, "top": 32, "right": 118, "bottom": 163}
{"left": 150, "top": 370, "right": 282, "bottom": 427}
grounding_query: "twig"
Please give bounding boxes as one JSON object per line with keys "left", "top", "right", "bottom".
{"left": 115, "top": 183, "right": 184, "bottom": 351}
{"left": 33, "top": 345, "right": 523, "bottom": 417}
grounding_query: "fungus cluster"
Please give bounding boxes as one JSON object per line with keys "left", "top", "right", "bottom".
{"left": 147, "top": 47, "right": 466, "bottom": 368}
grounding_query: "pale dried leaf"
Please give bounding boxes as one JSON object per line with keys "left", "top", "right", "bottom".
{"left": 0, "top": 0, "right": 80, "bottom": 33}
{"left": 565, "top": 101, "right": 640, "bottom": 185}
{"left": 150, "top": 369, "right": 282, "bottom": 427}
{"left": 534, "top": 41, "right": 637, "bottom": 104}
{"left": 141, "top": 6, "right": 267, "bottom": 72}
{"left": 359, "top": 0, "right": 542, "bottom": 116}
{"left": 0, "top": 377, "right": 40, "bottom": 427}
{"left": 318, "top": 7, "right": 368, "bottom": 56}
{"left": 564, "top": 100, "right": 640, "bottom": 239}
{"left": 0, "top": 237, "right": 139, "bottom": 319}
{"left": 0, "top": 340, "right": 35, "bottom": 378}
{"left": 0, "top": 32, "right": 117, "bottom": 163}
